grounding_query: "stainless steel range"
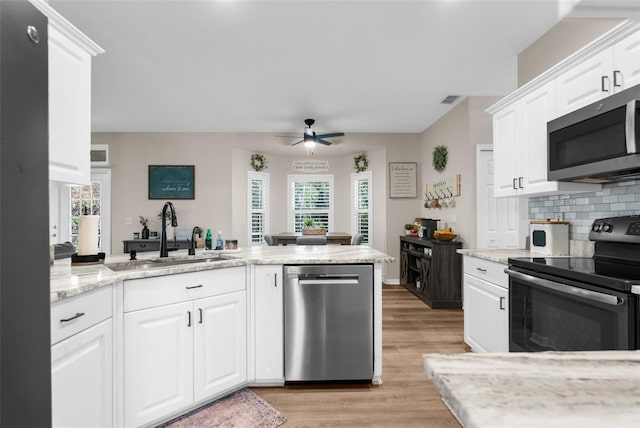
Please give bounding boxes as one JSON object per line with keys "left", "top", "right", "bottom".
{"left": 506, "top": 215, "right": 640, "bottom": 352}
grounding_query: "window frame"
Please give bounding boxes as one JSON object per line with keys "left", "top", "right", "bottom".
{"left": 247, "top": 171, "right": 269, "bottom": 247}
{"left": 287, "top": 174, "right": 334, "bottom": 233}
{"left": 351, "top": 171, "right": 372, "bottom": 246}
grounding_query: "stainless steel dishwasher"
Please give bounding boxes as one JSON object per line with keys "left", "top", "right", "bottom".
{"left": 284, "top": 264, "right": 373, "bottom": 382}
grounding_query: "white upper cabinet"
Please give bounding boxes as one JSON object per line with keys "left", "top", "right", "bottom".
{"left": 613, "top": 29, "right": 640, "bottom": 90}
{"left": 488, "top": 22, "right": 640, "bottom": 198}
{"left": 556, "top": 27, "right": 640, "bottom": 117}
{"left": 492, "top": 81, "right": 598, "bottom": 197}
{"left": 30, "top": 0, "right": 104, "bottom": 185}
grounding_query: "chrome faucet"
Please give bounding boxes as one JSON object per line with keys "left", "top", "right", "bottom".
{"left": 159, "top": 201, "right": 178, "bottom": 258}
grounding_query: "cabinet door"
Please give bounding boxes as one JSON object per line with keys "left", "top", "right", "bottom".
{"left": 555, "top": 49, "right": 613, "bottom": 117}
{"left": 254, "top": 265, "right": 284, "bottom": 383}
{"left": 492, "top": 104, "right": 520, "bottom": 197}
{"left": 399, "top": 250, "right": 409, "bottom": 284}
{"left": 613, "top": 29, "right": 640, "bottom": 91}
{"left": 52, "top": 319, "right": 112, "bottom": 428}
{"left": 520, "top": 81, "right": 556, "bottom": 193}
{"left": 124, "top": 301, "right": 193, "bottom": 427}
{"left": 48, "top": 26, "right": 92, "bottom": 185}
{"left": 463, "top": 274, "right": 508, "bottom": 353}
{"left": 194, "top": 292, "right": 247, "bottom": 401}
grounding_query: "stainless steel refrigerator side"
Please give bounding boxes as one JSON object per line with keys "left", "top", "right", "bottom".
{"left": 284, "top": 265, "right": 374, "bottom": 382}
{"left": 0, "top": 2, "right": 51, "bottom": 426}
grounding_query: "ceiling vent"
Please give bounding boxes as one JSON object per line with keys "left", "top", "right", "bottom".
{"left": 441, "top": 95, "right": 460, "bottom": 105}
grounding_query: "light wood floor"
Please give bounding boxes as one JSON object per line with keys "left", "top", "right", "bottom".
{"left": 252, "top": 285, "right": 466, "bottom": 427}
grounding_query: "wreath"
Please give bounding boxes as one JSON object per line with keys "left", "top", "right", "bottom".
{"left": 354, "top": 152, "right": 368, "bottom": 173}
{"left": 250, "top": 153, "right": 267, "bottom": 172}
{"left": 432, "top": 145, "right": 448, "bottom": 173}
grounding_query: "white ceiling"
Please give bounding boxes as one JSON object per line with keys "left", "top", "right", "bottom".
{"left": 49, "top": 1, "right": 639, "bottom": 145}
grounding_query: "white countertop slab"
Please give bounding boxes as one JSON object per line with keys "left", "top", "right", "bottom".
{"left": 50, "top": 245, "right": 394, "bottom": 303}
{"left": 457, "top": 249, "right": 537, "bottom": 264}
{"left": 424, "top": 351, "right": 640, "bottom": 428}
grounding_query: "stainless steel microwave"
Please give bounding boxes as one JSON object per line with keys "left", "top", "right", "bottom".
{"left": 547, "top": 83, "right": 640, "bottom": 183}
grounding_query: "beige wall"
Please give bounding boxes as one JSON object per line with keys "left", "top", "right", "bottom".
{"left": 418, "top": 96, "right": 500, "bottom": 250}
{"left": 94, "top": 132, "right": 419, "bottom": 281}
{"left": 518, "top": 18, "right": 623, "bottom": 86}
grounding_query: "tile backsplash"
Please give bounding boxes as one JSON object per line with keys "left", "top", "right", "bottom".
{"left": 529, "top": 180, "right": 640, "bottom": 241}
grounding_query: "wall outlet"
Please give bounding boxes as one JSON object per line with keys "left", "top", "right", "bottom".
{"left": 451, "top": 215, "right": 457, "bottom": 224}
{"left": 125, "top": 217, "right": 132, "bottom": 225}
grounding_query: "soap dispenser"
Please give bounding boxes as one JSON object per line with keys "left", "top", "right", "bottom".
{"left": 216, "top": 230, "right": 223, "bottom": 250}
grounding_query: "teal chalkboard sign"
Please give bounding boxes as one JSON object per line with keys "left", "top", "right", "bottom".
{"left": 148, "top": 165, "right": 195, "bottom": 199}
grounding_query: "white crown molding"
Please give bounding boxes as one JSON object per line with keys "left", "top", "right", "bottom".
{"left": 486, "top": 19, "right": 640, "bottom": 114}
{"left": 29, "top": 0, "right": 104, "bottom": 56}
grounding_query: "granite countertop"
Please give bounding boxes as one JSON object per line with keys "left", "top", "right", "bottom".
{"left": 456, "top": 249, "right": 537, "bottom": 264}
{"left": 424, "top": 351, "right": 640, "bottom": 428}
{"left": 50, "top": 245, "right": 394, "bottom": 303}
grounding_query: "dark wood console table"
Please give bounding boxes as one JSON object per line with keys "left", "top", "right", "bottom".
{"left": 399, "top": 236, "right": 462, "bottom": 309}
{"left": 122, "top": 239, "right": 190, "bottom": 253}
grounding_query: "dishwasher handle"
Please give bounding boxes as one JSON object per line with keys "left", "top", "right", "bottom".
{"left": 298, "top": 278, "right": 359, "bottom": 286}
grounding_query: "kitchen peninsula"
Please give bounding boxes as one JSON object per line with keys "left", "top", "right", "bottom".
{"left": 50, "top": 245, "right": 393, "bottom": 427}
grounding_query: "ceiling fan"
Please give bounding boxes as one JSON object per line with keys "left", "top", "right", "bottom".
{"left": 290, "top": 119, "right": 345, "bottom": 148}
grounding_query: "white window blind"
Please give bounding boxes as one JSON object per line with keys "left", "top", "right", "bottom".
{"left": 351, "top": 171, "right": 372, "bottom": 245}
{"left": 288, "top": 175, "right": 334, "bottom": 232}
{"left": 248, "top": 171, "right": 269, "bottom": 246}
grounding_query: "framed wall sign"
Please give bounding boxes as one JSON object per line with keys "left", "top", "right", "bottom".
{"left": 389, "top": 162, "right": 417, "bottom": 198}
{"left": 148, "top": 165, "right": 195, "bottom": 200}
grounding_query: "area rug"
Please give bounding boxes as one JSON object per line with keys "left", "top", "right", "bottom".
{"left": 157, "top": 388, "right": 286, "bottom": 428}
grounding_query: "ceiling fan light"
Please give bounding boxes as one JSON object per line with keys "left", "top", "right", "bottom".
{"left": 304, "top": 140, "right": 315, "bottom": 149}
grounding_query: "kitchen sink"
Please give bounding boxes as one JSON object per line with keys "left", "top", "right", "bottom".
{"left": 105, "top": 255, "right": 233, "bottom": 272}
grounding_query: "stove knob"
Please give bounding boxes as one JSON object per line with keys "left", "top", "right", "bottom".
{"left": 602, "top": 223, "right": 612, "bottom": 232}
{"left": 592, "top": 223, "right": 601, "bottom": 232}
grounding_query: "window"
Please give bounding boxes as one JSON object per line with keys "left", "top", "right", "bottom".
{"left": 288, "top": 175, "right": 334, "bottom": 232}
{"left": 69, "top": 182, "right": 102, "bottom": 250}
{"left": 351, "top": 171, "right": 372, "bottom": 245}
{"left": 64, "top": 169, "right": 112, "bottom": 254}
{"left": 248, "top": 171, "right": 269, "bottom": 246}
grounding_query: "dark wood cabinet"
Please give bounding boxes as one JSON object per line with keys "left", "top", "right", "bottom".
{"left": 399, "top": 236, "right": 462, "bottom": 309}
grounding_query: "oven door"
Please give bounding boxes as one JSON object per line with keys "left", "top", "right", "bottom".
{"left": 506, "top": 268, "right": 637, "bottom": 352}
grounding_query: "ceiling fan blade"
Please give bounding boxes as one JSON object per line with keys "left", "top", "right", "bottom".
{"left": 317, "top": 139, "right": 333, "bottom": 146}
{"left": 290, "top": 139, "right": 304, "bottom": 146}
{"left": 316, "top": 132, "right": 345, "bottom": 139}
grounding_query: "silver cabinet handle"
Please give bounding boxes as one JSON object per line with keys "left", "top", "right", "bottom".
{"left": 512, "top": 178, "right": 518, "bottom": 190}
{"left": 60, "top": 312, "right": 85, "bottom": 323}
{"left": 499, "top": 297, "right": 505, "bottom": 310}
{"left": 198, "top": 308, "right": 203, "bottom": 324}
{"left": 185, "top": 284, "right": 203, "bottom": 290}
{"left": 518, "top": 177, "right": 524, "bottom": 189}
{"left": 476, "top": 267, "right": 487, "bottom": 273}
{"left": 274, "top": 273, "right": 277, "bottom": 287}
{"left": 187, "top": 311, "right": 191, "bottom": 327}
{"left": 504, "top": 268, "right": 622, "bottom": 306}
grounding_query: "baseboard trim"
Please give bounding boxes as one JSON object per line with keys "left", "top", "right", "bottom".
{"left": 383, "top": 277, "right": 400, "bottom": 285}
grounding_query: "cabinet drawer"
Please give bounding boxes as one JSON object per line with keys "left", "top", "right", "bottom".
{"left": 51, "top": 285, "right": 112, "bottom": 345}
{"left": 124, "top": 266, "right": 246, "bottom": 312}
{"left": 463, "top": 256, "right": 508, "bottom": 288}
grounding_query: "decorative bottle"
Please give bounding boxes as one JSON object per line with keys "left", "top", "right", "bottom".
{"left": 205, "top": 229, "right": 213, "bottom": 250}
{"left": 216, "top": 230, "right": 223, "bottom": 250}
{"left": 141, "top": 225, "right": 149, "bottom": 239}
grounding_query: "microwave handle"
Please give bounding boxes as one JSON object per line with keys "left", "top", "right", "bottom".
{"left": 627, "top": 99, "right": 637, "bottom": 154}
{"left": 504, "top": 268, "right": 623, "bottom": 306}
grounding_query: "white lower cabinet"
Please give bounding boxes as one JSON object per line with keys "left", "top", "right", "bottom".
{"left": 51, "top": 286, "right": 113, "bottom": 428}
{"left": 123, "top": 267, "right": 247, "bottom": 427}
{"left": 463, "top": 257, "right": 509, "bottom": 353}
{"left": 253, "top": 265, "right": 284, "bottom": 383}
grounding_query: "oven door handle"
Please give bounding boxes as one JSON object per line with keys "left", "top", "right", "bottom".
{"left": 504, "top": 269, "right": 623, "bottom": 306}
